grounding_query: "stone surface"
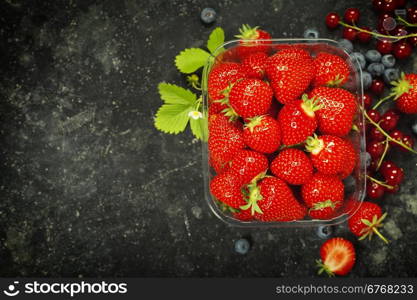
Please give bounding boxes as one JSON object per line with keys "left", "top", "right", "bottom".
{"left": 0, "top": 0, "right": 416, "bottom": 277}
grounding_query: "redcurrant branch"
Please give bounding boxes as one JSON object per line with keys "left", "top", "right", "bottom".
{"left": 366, "top": 175, "right": 394, "bottom": 190}
{"left": 396, "top": 15, "right": 417, "bottom": 28}
{"left": 376, "top": 138, "right": 390, "bottom": 171}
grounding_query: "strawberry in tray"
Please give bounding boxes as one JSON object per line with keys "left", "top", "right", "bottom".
{"left": 301, "top": 173, "right": 344, "bottom": 219}
{"left": 313, "top": 52, "right": 350, "bottom": 87}
{"left": 265, "top": 47, "right": 315, "bottom": 104}
{"left": 235, "top": 24, "right": 272, "bottom": 60}
{"left": 309, "top": 86, "right": 357, "bottom": 137}
{"left": 270, "top": 148, "right": 313, "bottom": 185}
{"left": 243, "top": 115, "right": 281, "bottom": 153}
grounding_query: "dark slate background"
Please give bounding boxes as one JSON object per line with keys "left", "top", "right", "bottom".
{"left": 1, "top": 0, "right": 417, "bottom": 277}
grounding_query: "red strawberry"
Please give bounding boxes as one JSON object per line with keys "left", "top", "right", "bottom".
{"left": 241, "top": 52, "right": 268, "bottom": 79}
{"left": 265, "top": 48, "right": 315, "bottom": 104}
{"left": 210, "top": 172, "right": 246, "bottom": 209}
{"left": 233, "top": 209, "right": 254, "bottom": 221}
{"left": 305, "top": 134, "right": 352, "bottom": 176}
{"left": 235, "top": 24, "right": 272, "bottom": 59}
{"left": 208, "top": 101, "right": 228, "bottom": 116}
{"left": 277, "top": 94, "right": 322, "bottom": 145}
{"left": 339, "top": 139, "right": 357, "bottom": 179}
{"left": 243, "top": 115, "right": 281, "bottom": 153}
{"left": 241, "top": 177, "right": 307, "bottom": 221}
{"left": 343, "top": 196, "right": 361, "bottom": 215}
{"left": 209, "top": 153, "right": 230, "bottom": 174}
{"left": 208, "top": 62, "right": 249, "bottom": 101}
{"left": 317, "top": 237, "right": 356, "bottom": 276}
{"left": 229, "top": 149, "right": 269, "bottom": 184}
{"left": 270, "top": 149, "right": 313, "bottom": 185}
{"left": 273, "top": 46, "right": 311, "bottom": 59}
{"left": 347, "top": 201, "right": 389, "bottom": 243}
{"left": 208, "top": 114, "right": 244, "bottom": 169}
{"left": 228, "top": 78, "right": 273, "bottom": 118}
{"left": 309, "top": 87, "right": 357, "bottom": 137}
{"left": 313, "top": 52, "right": 350, "bottom": 87}
{"left": 392, "top": 73, "right": 417, "bottom": 114}
{"left": 301, "top": 173, "right": 344, "bottom": 219}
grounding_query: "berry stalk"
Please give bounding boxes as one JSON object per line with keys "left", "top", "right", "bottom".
{"left": 376, "top": 138, "right": 390, "bottom": 170}
{"left": 366, "top": 175, "right": 394, "bottom": 190}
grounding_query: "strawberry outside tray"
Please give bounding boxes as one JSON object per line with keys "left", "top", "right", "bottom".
{"left": 201, "top": 39, "right": 366, "bottom": 227}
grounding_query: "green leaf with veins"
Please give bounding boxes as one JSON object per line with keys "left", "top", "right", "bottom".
{"left": 158, "top": 82, "right": 197, "bottom": 105}
{"left": 175, "top": 48, "right": 211, "bottom": 74}
{"left": 154, "top": 103, "right": 194, "bottom": 134}
{"left": 207, "top": 27, "right": 225, "bottom": 54}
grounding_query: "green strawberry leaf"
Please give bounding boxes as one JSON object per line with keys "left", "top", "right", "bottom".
{"left": 190, "top": 111, "right": 208, "bottom": 141}
{"left": 154, "top": 103, "right": 194, "bottom": 134}
{"left": 175, "top": 48, "right": 211, "bottom": 74}
{"left": 207, "top": 27, "right": 225, "bottom": 54}
{"left": 158, "top": 82, "right": 197, "bottom": 105}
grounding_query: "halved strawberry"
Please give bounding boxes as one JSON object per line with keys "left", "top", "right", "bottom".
{"left": 277, "top": 94, "right": 322, "bottom": 145}
{"left": 270, "top": 148, "right": 313, "bottom": 185}
{"left": 317, "top": 237, "right": 356, "bottom": 276}
{"left": 243, "top": 115, "right": 281, "bottom": 153}
{"left": 313, "top": 52, "right": 350, "bottom": 87}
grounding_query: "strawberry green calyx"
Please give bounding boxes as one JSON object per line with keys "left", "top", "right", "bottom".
{"left": 216, "top": 200, "right": 239, "bottom": 213}
{"left": 301, "top": 94, "right": 322, "bottom": 117}
{"left": 316, "top": 259, "right": 335, "bottom": 277}
{"left": 215, "top": 84, "right": 239, "bottom": 121}
{"left": 244, "top": 115, "right": 265, "bottom": 132}
{"left": 326, "top": 74, "right": 346, "bottom": 87}
{"left": 235, "top": 24, "right": 260, "bottom": 40}
{"left": 310, "top": 200, "right": 338, "bottom": 211}
{"left": 240, "top": 182, "right": 263, "bottom": 216}
{"left": 359, "top": 213, "right": 389, "bottom": 244}
{"left": 305, "top": 134, "right": 324, "bottom": 155}
{"left": 390, "top": 72, "right": 412, "bottom": 100}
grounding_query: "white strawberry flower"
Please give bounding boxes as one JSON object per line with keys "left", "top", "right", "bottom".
{"left": 188, "top": 110, "right": 203, "bottom": 120}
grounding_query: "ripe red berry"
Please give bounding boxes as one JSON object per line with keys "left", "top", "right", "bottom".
{"left": 396, "top": 0, "right": 407, "bottom": 8}
{"left": 326, "top": 12, "right": 340, "bottom": 29}
{"left": 380, "top": 0, "right": 399, "bottom": 13}
{"left": 384, "top": 166, "right": 404, "bottom": 185}
{"left": 369, "top": 126, "right": 386, "bottom": 141}
{"left": 370, "top": 79, "right": 385, "bottom": 95}
{"left": 376, "top": 39, "right": 394, "bottom": 54}
{"left": 390, "top": 25, "right": 408, "bottom": 37}
{"left": 367, "top": 180, "right": 385, "bottom": 199}
{"left": 389, "top": 129, "right": 404, "bottom": 147}
{"left": 362, "top": 93, "right": 373, "bottom": 109}
{"left": 344, "top": 8, "right": 360, "bottom": 24}
{"left": 401, "top": 134, "right": 414, "bottom": 150}
{"left": 378, "top": 13, "right": 395, "bottom": 32}
{"left": 366, "top": 140, "right": 385, "bottom": 159}
{"left": 367, "top": 109, "right": 381, "bottom": 123}
{"left": 379, "top": 109, "right": 400, "bottom": 131}
{"left": 357, "top": 27, "right": 372, "bottom": 43}
{"left": 380, "top": 160, "right": 398, "bottom": 177}
{"left": 393, "top": 41, "right": 413, "bottom": 59}
{"left": 407, "top": 7, "right": 417, "bottom": 24}
{"left": 373, "top": 0, "right": 385, "bottom": 11}
{"left": 343, "top": 27, "right": 357, "bottom": 41}
{"left": 408, "top": 34, "right": 417, "bottom": 47}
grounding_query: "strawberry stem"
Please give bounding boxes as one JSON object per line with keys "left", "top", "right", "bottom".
{"left": 372, "top": 227, "right": 390, "bottom": 244}
{"left": 339, "top": 21, "right": 417, "bottom": 41}
{"left": 235, "top": 24, "right": 259, "bottom": 40}
{"left": 372, "top": 94, "right": 394, "bottom": 110}
{"left": 244, "top": 115, "right": 265, "bottom": 132}
{"left": 358, "top": 212, "right": 389, "bottom": 244}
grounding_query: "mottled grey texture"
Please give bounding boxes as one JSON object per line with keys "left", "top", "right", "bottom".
{"left": 0, "top": 0, "right": 416, "bottom": 277}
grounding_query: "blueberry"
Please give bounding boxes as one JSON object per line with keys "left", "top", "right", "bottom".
{"left": 316, "top": 225, "right": 333, "bottom": 239}
{"left": 303, "top": 28, "right": 319, "bottom": 39}
{"left": 383, "top": 68, "right": 400, "bottom": 85}
{"left": 367, "top": 63, "right": 385, "bottom": 77}
{"left": 200, "top": 8, "right": 216, "bottom": 24}
{"left": 351, "top": 52, "right": 366, "bottom": 69}
{"left": 338, "top": 39, "right": 353, "bottom": 53}
{"left": 365, "top": 49, "right": 382, "bottom": 63}
{"left": 234, "top": 238, "right": 250, "bottom": 255}
{"left": 381, "top": 54, "right": 396, "bottom": 68}
{"left": 361, "top": 71, "right": 372, "bottom": 90}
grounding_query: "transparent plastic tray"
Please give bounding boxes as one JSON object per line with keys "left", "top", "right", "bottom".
{"left": 201, "top": 39, "right": 366, "bottom": 227}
